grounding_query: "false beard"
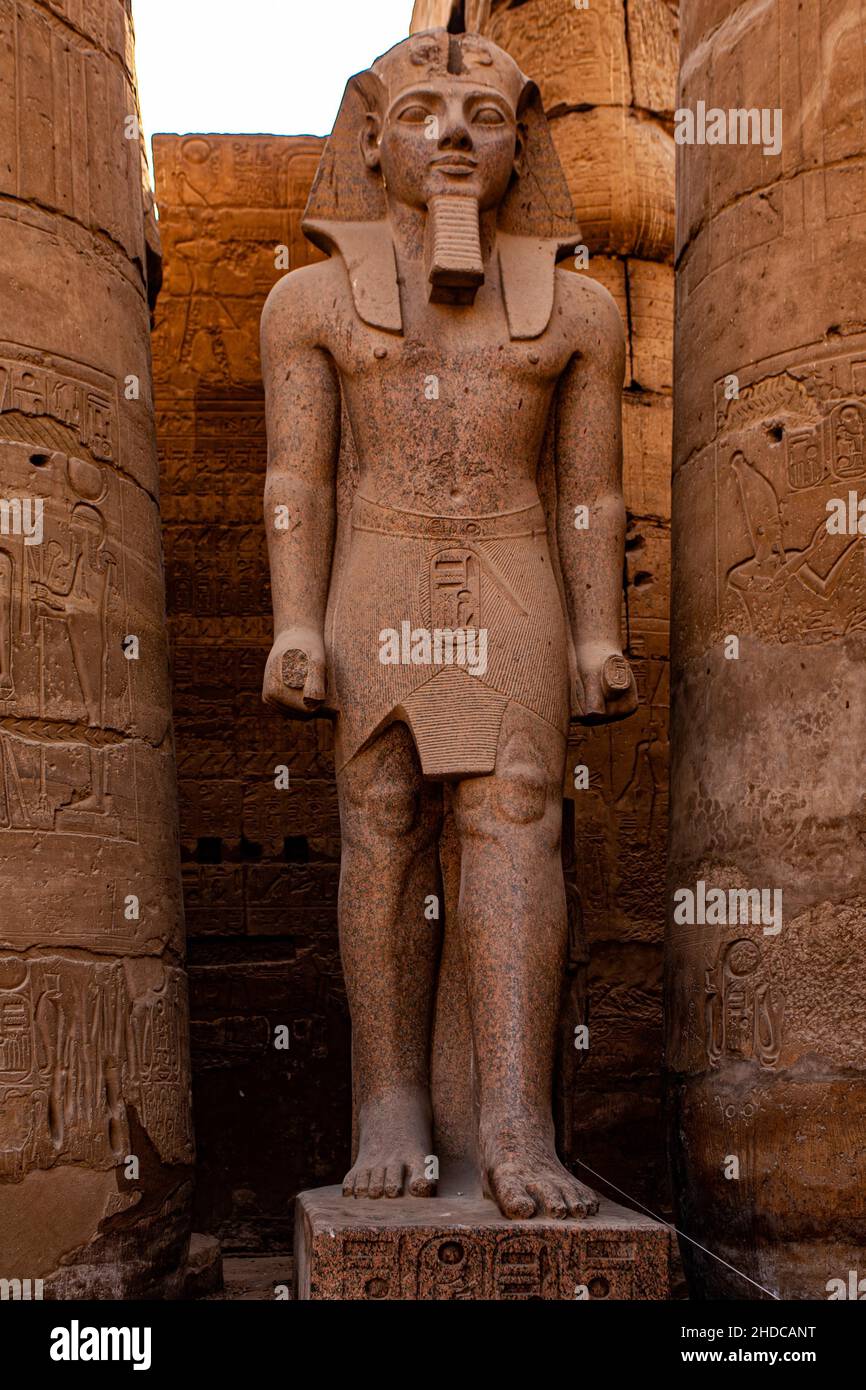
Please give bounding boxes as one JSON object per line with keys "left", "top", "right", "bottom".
{"left": 424, "top": 193, "right": 484, "bottom": 305}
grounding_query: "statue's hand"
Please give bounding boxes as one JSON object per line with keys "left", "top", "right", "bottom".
{"left": 263, "top": 626, "right": 332, "bottom": 716}
{"left": 572, "top": 642, "right": 638, "bottom": 724}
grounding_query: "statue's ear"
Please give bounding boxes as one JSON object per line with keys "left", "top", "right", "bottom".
{"left": 513, "top": 119, "right": 528, "bottom": 179}
{"left": 352, "top": 68, "right": 387, "bottom": 174}
{"left": 359, "top": 110, "right": 383, "bottom": 170}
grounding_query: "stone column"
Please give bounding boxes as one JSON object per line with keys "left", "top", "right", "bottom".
{"left": 0, "top": 0, "right": 193, "bottom": 1297}
{"left": 413, "top": 0, "right": 678, "bottom": 1213}
{"left": 670, "top": 0, "right": 866, "bottom": 1297}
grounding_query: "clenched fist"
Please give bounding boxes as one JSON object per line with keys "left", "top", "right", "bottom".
{"left": 572, "top": 642, "right": 637, "bottom": 724}
{"left": 262, "top": 626, "right": 334, "bottom": 716}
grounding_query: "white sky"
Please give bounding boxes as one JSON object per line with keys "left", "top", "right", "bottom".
{"left": 134, "top": 0, "right": 414, "bottom": 157}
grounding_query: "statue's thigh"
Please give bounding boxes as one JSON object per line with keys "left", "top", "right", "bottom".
{"left": 337, "top": 720, "right": 441, "bottom": 848}
{"left": 453, "top": 703, "right": 566, "bottom": 847}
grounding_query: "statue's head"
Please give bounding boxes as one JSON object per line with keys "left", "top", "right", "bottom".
{"left": 356, "top": 31, "right": 527, "bottom": 215}
{"left": 303, "top": 29, "right": 580, "bottom": 336}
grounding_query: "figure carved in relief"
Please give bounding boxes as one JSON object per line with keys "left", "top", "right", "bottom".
{"left": 262, "top": 31, "right": 636, "bottom": 1219}
{"left": 727, "top": 449, "right": 861, "bottom": 631}
{"left": 31, "top": 501, "right": 118, "bottom": 827}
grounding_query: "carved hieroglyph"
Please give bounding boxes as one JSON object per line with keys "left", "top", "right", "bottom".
{"left": 670, "top": 0, "right": 866, "bottom": 1298}
{"left": 296, "top": 1187, "right": 670, "bottom": 1300}
{"left": 0, "top": 0, "right": 193, "bottom": 1296}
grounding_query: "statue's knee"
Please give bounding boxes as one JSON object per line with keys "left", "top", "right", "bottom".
{"left": 351, "top": 776, "right": 421, "bottom": 838}
{"left": 455, "top": 763, "right": 553, "bottom": 838}
{"left": 495, "top": 763, "right": 551, "bottom": 826}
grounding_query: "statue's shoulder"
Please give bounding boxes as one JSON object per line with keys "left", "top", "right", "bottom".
{"left": 261, "top": 259, "right": 347, "bottom": 347}
{"left": 554, "top": 268, "right": 624, "bottom": 338}
{"left": 553, "top": 267, "right": 626, "bottom": 365}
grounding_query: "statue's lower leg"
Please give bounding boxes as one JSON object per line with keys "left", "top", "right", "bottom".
{"left": 454, "top": 707, "right": 601, "bottom": 1220}
{"left": 337, "top": 723, "right": 443, "bottom": 1199}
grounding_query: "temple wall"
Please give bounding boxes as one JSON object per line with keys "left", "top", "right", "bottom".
{"left": 151, "top": 135, "right": 351, "bottom": 1251}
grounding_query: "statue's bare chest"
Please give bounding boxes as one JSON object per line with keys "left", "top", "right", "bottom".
{"left": 326, "top": 312, "right": 569, "bottom": 393}
{"left": 318, "top": 264, "right": 573, "bottom": 389}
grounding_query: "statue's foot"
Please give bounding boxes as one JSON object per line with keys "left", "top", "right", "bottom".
{"left": 482, "top": 1127, "right": 600, "bottom": 1220}
{"left": 342, "top": 1090, "right": 436, "bottom": 1200}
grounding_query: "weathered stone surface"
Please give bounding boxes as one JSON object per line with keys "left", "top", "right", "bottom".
{"left": 411, "top": 0, "right": 459, "bottom": 30}
{"left": 670, "top": 0, "right": 866, "bottom": 1298}
{"left": 0, "top": 0, "right": 192, "bottom": 1297}
{"left": 553, "top": 109, "right": 675, "bottom": 263}
{"left": 295, "top": 1187, "right": 670, "bottom": 1300}
{"left": 628, "top": 260, "right": 674, "bottom": 396}
{"left": 628, "top": 0, "right": 679, "bottom": 118}
{"left": 199, "top": 1253, "right": 293, "bottom": 1300}
{"left": 178, "top": 1232, "right": 223, "bottom": 1299}
{"left": 623, "top": 391, "right": 673, "bottom": 518}
{"left": 486, "top": 0, "right": 632, "bottom": 112}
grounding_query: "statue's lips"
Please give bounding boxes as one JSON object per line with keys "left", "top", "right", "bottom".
{"left": 430, "top": 156, "right": 477, "bottom": 174}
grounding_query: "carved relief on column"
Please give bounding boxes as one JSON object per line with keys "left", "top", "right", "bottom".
{"left": 0, "top": 0, "right": 193, "bottom": 1296}
{"left": 670, "top": 0, "right": 866, "bottom": 1297}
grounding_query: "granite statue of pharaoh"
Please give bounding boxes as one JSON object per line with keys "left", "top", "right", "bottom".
{"left": 262, "top": 28, "right": 637, "bottom": 1220}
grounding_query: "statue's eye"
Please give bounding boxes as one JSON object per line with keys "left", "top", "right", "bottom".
{"left": 398, "top": 105, "right": 431, "bottom": 123}
{"left": 473, "top": 106, "right": 505, "bottom": 126}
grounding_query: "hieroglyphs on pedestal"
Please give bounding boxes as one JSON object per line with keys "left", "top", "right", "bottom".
{"left": 670, "top": 0, "right": 866, "bottom": 1297}
{"left": 296, "top": 1187, "right": 669, "bottom": 1300}
{"left": 151, "top": 136, "right": 352, "bottom": 1251}
{"left": 0, "top": 0, "right": 193, "bottom": 1295}
{"left": 412, "top": 0, "right": 678, "bottom": 1208}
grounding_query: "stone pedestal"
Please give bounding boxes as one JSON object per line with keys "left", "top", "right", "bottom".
{"left": 295, "top": 1188, "right": 670, "bottom": 1300}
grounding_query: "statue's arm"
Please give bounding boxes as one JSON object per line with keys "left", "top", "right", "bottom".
{"left": 260, "top": 270, "right": 340, "bottom": 714}
{"left": 554, "top": 274, "right": 637, "bottom": 723}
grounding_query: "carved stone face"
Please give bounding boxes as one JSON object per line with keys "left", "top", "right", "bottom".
{"left": 365, "top": 79, "right": 522, "bottom": 213}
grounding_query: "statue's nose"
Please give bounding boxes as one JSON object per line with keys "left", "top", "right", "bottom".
{"left": 438, "top": 123, "right": 473, "bottom": 152}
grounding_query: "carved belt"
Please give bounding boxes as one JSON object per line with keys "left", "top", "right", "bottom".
{"left": 350, "top": 495, "right": 548, "bottom": 540}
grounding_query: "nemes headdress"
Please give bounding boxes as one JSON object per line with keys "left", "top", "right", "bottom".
{"left": 302, "top": 29, "right": 581, "bottom": 339}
